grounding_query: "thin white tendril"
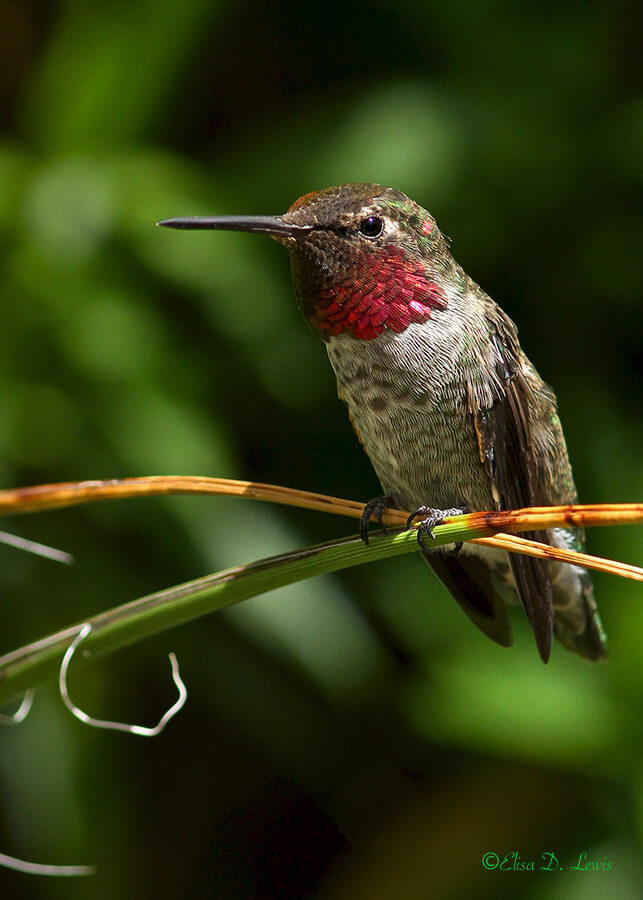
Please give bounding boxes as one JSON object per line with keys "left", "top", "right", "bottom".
{"left": 0, "top": 852, "right": 95, "bottom": 877}
{"left": 0, "top": 530, "right": 73, "bottom": 565}
{"left": 0, "top": 690, "right": 34, "bottom": 725}
{"left": 59, "top": 623, "right": 187, "bottom": 736}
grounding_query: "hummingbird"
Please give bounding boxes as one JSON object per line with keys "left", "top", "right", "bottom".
{"left": 159, "top": 183, "right": 607, "bottom": 663}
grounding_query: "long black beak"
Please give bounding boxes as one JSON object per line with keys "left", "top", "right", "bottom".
{"left": 157, "top": 215, "right": 312, "bottom": 238}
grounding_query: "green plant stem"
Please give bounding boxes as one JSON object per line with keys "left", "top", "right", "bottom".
{"left": 0, "top": 522, "right": 484, "bottom": 705}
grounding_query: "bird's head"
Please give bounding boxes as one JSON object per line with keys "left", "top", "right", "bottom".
{"left": 160, "top": 183, "right": 451, "bottom": 340}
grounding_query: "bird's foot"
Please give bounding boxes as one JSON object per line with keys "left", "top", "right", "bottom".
{"left": 406, "top": 506, "right": 468, "bottom": 546}
{"left": 360, "top": 495, "right": 396, "bottom": 544}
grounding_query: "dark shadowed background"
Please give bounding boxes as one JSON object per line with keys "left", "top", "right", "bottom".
{"left": 0, "top": 1, "right": 641, "bottom": 897}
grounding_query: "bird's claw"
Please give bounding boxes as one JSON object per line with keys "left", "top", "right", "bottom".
{"left": 360, "top": 495, "right": 395, "bottom": 544}
{"left": 406, "top": 506, "right": 468, "bottom": 547}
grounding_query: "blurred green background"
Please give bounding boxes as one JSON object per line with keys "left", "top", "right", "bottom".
{"left": 0, "top": 0, "right": 641, "bottom": 897}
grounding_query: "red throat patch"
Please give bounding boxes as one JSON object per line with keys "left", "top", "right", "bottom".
{"left": 311, "top": 245, "right": 448, "bottom": 340}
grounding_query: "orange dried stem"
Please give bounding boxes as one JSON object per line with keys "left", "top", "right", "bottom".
{"left": 0, "top": 476, "right": 640, "bottom": 580}
{"left": 477, "top": 533, "right": 643, "bottom": 581}
{"left": 0, "top": 476, "right": 640, "bottom": 528}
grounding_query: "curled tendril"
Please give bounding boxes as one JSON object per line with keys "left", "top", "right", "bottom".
{"left": 0, "top": 690, "right": 34, "bottom": 725}
{"left": 0, "top": 852, "right": 95, "bottom": 877}
{"left": 59, "top": 623, "right": 187, "bottom": 736}
{"left": 0, "top": 628, "right": 187, "bottom": 878}
{"left": 0, "top": 530, "right": 73, "bottom": 564}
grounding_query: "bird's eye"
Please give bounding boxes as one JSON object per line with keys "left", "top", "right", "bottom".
{"left": 358, "top": 215, "right": 384, "bottom": 238}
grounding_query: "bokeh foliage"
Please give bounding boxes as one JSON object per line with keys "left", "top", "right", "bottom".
{"left": 0, "top": 0, "right": 641, "bottom": 897}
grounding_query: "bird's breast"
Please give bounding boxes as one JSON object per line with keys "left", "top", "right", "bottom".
{"left": 326, "top": 327, "right": 495, "bottom": 512}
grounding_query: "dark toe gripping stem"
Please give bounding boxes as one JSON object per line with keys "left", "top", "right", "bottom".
{"left": 360, "top": 495, "right": 396, "bottom": 544}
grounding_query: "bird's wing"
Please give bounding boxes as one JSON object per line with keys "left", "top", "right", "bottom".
{"left": 469, "top": 312, "right": 554, "bottom": 662}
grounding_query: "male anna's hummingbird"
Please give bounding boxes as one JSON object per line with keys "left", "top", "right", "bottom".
{"left": 160, "top": 183, "right": 606, "bottom": 663}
